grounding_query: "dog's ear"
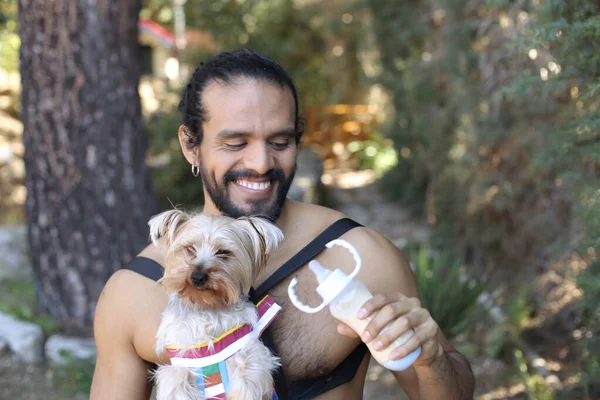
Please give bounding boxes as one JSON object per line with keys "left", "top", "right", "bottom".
{"left": 233, "top": 216, "right": 284, "bottom": 264}
{"left": 148, "top": 209, "right": 190, "bottom": 246}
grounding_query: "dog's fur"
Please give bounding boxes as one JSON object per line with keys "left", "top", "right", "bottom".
{"left": 149, "top": 210, "right": 283, "bottom": 400}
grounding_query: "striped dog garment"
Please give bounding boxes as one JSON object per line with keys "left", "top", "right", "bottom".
{"left": 166, "top": 295, "right": 282, "bottom": 399}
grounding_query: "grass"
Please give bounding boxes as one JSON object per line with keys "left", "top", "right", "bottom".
{"left": 407, "top": 243, "right": 489, "bottom": 341}
{"left": 0, "top": 277, "right": 60, "bottom": 335}
{"left": 0, "top": 277, "right": 92, "bottom": 397}
{"left": 49, "top": 356, "right": 96, "bottom": 397}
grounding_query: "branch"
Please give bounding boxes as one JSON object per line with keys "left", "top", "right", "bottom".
{"left": 574, "top": 135, "right": 600, "bottom": 147}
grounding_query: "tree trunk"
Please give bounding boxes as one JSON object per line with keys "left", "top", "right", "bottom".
{"left": 18, "top": 0, "right": 157, "bottom": 335}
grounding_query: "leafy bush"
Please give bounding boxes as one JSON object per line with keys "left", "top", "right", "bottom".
{"left": 407, "top": 243, "right": 488, "bottom": 340}
{"left": 48, "top": 356, "right": 96, "bottom": 397}
{"left": 145, "top": 104, "right": 205, "bottom": 212}
{"left": 0, "top": 278, "right": 60, "bottom": 335}
{"left": 576, "top": 258, "right": 600, "bottom": 392}
{"left": 367, "top": 0, "right": 599, "bottom": 276}
{"left": 346, "top": 132, "right": 398, "bottom": 177}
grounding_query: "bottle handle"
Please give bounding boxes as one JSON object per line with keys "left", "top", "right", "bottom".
{"left": 287, "top": 239, "right": 362, "bottom": 314}
{"left": 325, "top": 239, "right": 362, "bottom": 279}
{"left": 287, "top": 277, "right": 328, "bottom": 314}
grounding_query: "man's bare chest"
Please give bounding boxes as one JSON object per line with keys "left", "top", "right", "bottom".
{"left": 265, "top": 284, "right": 344, "bottom": 379}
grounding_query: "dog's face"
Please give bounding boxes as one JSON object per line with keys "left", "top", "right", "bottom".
{"left": 148, "top": 211, "right": 283, "bottom": 310}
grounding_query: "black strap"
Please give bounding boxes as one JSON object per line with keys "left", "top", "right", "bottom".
{"left": 253, "top": 217, "right": 362, "bottom": 400}
{"left": 288, "top": 343, "right": 368, "bottom": 400}
{"left": 123, "top": 256, "right": 164, "bottom": 281}
{"left": 255, "top": 218, "right": 363, "bottom": 298}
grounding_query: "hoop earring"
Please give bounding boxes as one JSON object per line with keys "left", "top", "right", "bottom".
{"left": 191, "top": 165, "right": 200, "bottom": 177}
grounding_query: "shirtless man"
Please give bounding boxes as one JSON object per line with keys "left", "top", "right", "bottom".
{"left": 90, "top": 49, "right": 475, "bottom": 400}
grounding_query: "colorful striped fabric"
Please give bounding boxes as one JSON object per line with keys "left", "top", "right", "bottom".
{"left": 165, "top": 295, "right": 282, "bottom": 400}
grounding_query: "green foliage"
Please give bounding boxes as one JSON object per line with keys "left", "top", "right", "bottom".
{"left": 514, "top": 348, "right": 557, "bottom": 400}
{"left": 0, "top": 278, "right": 60, "bottom": 335}
{"left": 407, "top": 243, "right": 488, "bottom": 340}
{"left": 346, "top": 132, "right": 398, "bottom": 178}
{"left": 368, "top": 0, "right": 599, "bottom": 277}
{"left": 178, "top": 0, "right": 367, "bottom": 107}
{"left": 576, "top": 258, "right": 600, "bottom": 390}
{"left": 483, "top": 286, "right": 533, "bottom": 358}
{"left": 48, "top": 357, "right": 96, "bottom": 397}
{"left": 145, "top": 104, "right": 205, "bottom": 211}
{"left": 0, "top": 0, "right": 19, "bottom": 72}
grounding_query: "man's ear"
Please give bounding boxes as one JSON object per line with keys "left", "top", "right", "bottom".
{"left": 178, "top": 124, "right": 200, "bottom": 166}
{"left": 148, "top": 209, "right": 190, "bottom": 246}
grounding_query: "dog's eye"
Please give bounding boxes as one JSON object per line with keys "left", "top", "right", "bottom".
{"left": 184, "top": 246, "right": 196, "bottom": 258}
{"left": 215, "top": 249, "right": 232, "bottom": 258}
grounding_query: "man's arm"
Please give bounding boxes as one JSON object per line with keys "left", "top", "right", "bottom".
{"left": 90, "top": 270, "right": 153, "bottom": 400}
{"left": 412, "top": 346, "right": 475, "bottom": 400}
{"left": 335, "top": 227, "right": 475, "bottom": 400}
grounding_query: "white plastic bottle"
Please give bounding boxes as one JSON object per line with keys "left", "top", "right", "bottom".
{"left": 287, "top": 239, "right": 422, "bottom": 371}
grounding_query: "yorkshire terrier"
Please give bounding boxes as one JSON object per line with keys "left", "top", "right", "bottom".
{"left": 148, "top": 210, "right": 284, "bottom": 400}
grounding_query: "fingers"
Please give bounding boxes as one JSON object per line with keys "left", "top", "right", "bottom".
{"left": 337, "top": 323, "right": 360, "bottom": 338}
{"left": 389, "top": 318, "right": 439, "bottom": 361}
{"left": 369, "top": 310, "right": 423, "bottom": 351}
{"left": 357, "top": 293, "right": 413, "bottom": 319}
{"left": 359, "top": 296, "right": 421, "bottom": 344}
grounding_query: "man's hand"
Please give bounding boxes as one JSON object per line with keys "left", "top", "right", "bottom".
{"left": 337, "top": 292, "right": 444, "bottom": 367}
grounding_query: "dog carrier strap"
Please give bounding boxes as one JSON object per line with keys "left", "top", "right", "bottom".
{"left": 255, "top": 218, "right": 363, "bottom": 298}
{"left": 123, "top": 256, "right": 164, "bottom": 281}
{"left": 251, "top": 217, "right": 362, "bottom": 400}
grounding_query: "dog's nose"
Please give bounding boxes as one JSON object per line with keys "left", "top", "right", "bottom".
{"left": 191, "top": 271, "right": 208, "bottom": 287}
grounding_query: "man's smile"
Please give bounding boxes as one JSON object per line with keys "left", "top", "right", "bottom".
{"left": 232, "top": 179, "right": 274, "bottom": 197}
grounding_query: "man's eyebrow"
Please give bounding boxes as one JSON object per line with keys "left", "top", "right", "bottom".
{"left": 216, "top": 128, "right": 296, "bottom": 140}
{"left": 267, "top": 128, "right": 296, "bottom": 139}
{"left": 216, "top": 130, "right": 252, "bottom": 140}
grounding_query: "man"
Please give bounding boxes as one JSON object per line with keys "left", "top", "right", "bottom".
{"left": 90, "top": 49, "right": 475, "bottom": 399}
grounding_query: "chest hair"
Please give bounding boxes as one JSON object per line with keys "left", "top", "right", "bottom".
{"left": 266, "top": 277, "right": 342, "bottom": 380}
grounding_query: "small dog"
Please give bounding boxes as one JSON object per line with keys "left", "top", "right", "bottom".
{"left": 149, "top": 210, "right": 284, "bottom": 400}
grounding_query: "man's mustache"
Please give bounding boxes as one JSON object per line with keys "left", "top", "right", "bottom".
{"left": 223, "top": 169, "right": 286, "bottom": 184}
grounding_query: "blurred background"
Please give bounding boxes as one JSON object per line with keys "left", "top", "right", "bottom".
{"left": 0, "top": 0, "right": 598, "bottom": 399}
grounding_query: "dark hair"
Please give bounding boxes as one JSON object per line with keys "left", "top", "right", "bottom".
{"left": 178, "top": 48, "right": 304, "bottom": 148}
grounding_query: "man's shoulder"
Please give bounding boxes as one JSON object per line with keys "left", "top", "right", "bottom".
{"left": 286, "top": 199, "right": 346, "bottom": 226}
{"left": 94, "top": 267, "right": 166, "bottom": 335}
{"left": 287, "top": 199, "right": 395, "bottom": 243}
{"left": 314, "top": 217, "right": 418, "bottom": 298}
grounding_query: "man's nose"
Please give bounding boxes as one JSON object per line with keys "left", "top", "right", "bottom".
{"left": 244, "top": 143, "right": 275, "bottom": 175}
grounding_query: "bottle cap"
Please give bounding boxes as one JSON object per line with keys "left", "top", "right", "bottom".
{"left": 315, "top": 267, "right": 352, "bottom": 304}
{"left": 288, "top": 239, "right": 362, "bottom": 314}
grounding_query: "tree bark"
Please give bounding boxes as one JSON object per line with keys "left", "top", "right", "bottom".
{"left": 18, "top": 0, "right": 157, "bottom": 335}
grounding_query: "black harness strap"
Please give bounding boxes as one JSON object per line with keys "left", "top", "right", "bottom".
{"left": 255, "top": 218, "right": 363, "bottom": 298}
{"left": 124, "top": 256, "right": 164, "bottom": 281}
{"left": 252, "top": 218, "right": 363, "bottom": 400}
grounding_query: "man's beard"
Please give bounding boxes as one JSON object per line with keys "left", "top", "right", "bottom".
{"left": 199, "top": 162, "right": 296, "bottom": 222}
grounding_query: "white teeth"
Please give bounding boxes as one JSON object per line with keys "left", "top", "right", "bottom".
{"left": 236, "top": 180, "right": 271, "bottom": 190}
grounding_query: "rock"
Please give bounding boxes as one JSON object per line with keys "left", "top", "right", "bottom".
{"left": 363, "top": 359, "right": 408, "bottom": 399}
{"left": 0, "top": 312, "right": 44, "bottom": 364}
{"left": 0, "top": 225, "right": 31, "bottom": 281}
{"left": 338, "top": 204, "right": 372, "bottom": 226}
{"left": 45, "top": 335, "right": 96, "bottom": 365}
{"left": 289, "top": 148, "right": 324, "bottom": 204}
{"left": 392, "top": 237, "right": 408, "bottom": 249}
{"left": 0, "top": 338, "right": 8, "bottom": 355}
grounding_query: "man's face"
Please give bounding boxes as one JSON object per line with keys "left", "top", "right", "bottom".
{"left": 191, "top": 78, "right": 297, "bottom": 221}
